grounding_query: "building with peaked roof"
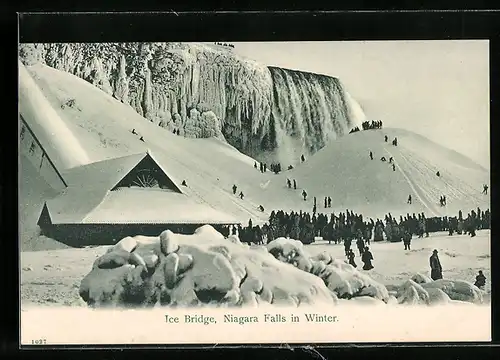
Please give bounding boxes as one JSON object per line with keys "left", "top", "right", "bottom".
{"left": 37, "top": 150, "right": 241, "bottom": 246}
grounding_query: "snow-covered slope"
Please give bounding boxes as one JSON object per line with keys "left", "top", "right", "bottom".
{"left": 19, "top": 43, "right": 363, "bottom": 163}
{"left": 20, "top": 63, "right": 489, "bottom": 246}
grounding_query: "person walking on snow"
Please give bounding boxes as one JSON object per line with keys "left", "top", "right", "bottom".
{"left": 254, "top": 161, "right": 258, "bottom": 169}
{"left": 482, "top": 184, "right": 488, "bottom": 195}
{"left": 324, "top": 197, "right": 328, "bottom": 208}
{"left": 384, "top": 135, "right": 388, "bottom": 142}
{"left": 474, "top": 270, "right": 486, "bottom": 289}
{"left": 392, "top": 164, "right": 396, "bottom": 171}
{"left": 347, "top": 249, "right": 357, "bottom": 268}
{"left": 407, "top": 195, "right": 412, "bottom": 204}
{"left": 287, "top": 178, "right": 292, "bottom": 188}
{"left": 429, "top": 249, "right": 443, "bottom": 280}
{"left": 302, "top": 190, "right": 308, "bottom": 201}
{"left": 239, "top": 191, "right": 244, "bottom": 200}
{"left": 232, "top": 184, "right": 237, "bottom": 195}
{"left": 369, "top": 151, "right": 373, "bottom": 160}
{"left": 293, "top": 179, "right": 297, "bottom": 190}
{"left": 361, "top": 246, "right": 374, "bottom": 270}
{"left": 389, "top": 157, "right": 393, "bottom": 164}
{"left": 327, "top": 196, "right": 332, "bottom": 208}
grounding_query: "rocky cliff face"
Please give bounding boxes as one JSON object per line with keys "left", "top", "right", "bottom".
{"left": 19, "top": 42, "right": 365, "bottom": 162}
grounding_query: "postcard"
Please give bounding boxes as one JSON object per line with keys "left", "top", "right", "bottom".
{"left": 19, "top": 39, "right": 491, "bottom": 345}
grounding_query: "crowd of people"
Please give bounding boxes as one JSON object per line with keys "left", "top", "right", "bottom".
{"left": 216, "top": 206, "right": 490, "bottom": 278}
{"left": 254, "top": 161, "right": 283, "bottom": 174}
{"left": 214, "top": 42, "right": 235, "bottom": 48}
{"left": 349, "top": 120, "right": 383, "bottom": 134}
{"left": 220, "top": 206, "right": 490, "bottom": 250}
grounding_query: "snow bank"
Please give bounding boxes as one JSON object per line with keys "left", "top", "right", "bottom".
{"left": 80, "top": 226, "right": 337, "bottom": 308}
{"left": 80, "top": 226, "right": 487, "bottom": 309}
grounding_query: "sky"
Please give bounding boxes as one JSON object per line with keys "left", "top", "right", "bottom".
{"left": 227, "top": 41, "right": 490, "bottom": 168}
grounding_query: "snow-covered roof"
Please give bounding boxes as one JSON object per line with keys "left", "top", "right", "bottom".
{"left": 60, "top": 151, "right": 184, "bottom": 194}
{"left": 44, "top": 150, "right": 239, "bottom": 225}
{"left": 46, "top": 187, "right": 239, "bottom": 225}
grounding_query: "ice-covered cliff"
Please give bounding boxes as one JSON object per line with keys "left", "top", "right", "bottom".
{"left": 19, "top": 42, "right": 365, "bottom": 162}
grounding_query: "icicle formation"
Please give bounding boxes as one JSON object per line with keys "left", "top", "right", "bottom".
{"left": 18, "top": 42, "right": 364, "bottom": 160}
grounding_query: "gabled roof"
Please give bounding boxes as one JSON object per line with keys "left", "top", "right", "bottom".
{"left": 60, "top": 151, "right": 184, "bottom": 194}
{"left": 43, "top": 150, "right": 240, "bottom": 225}
{"left": 46, "top": 187, "right": 239, "bottom": 225}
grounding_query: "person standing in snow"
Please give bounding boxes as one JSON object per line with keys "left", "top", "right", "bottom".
{"left": 403, "top": 230, "right": 412, "bottom": 250}
{"left": 287, "top": 178, "right": 292, "bottom": 188}
{"left": 392, "top": 163, "right": 396, "bottom": 171}
{"left": 429, "top": 249, "right": 443, "bottom": 280}
{"left": 361, "top": 246, "right": 374, "bottom": 270}
{"left": 327, "top": 196, "right": 332, "bottom": 208}
{"left": 407, "top": 195, "right": 412, "bottom": 204}
{"left": 482, "top": 184, "right": 488, "bottom": 195}
{"left": 356, "top": 236, "right": 365, "bottom": 256}
{"left": 347, "top": 249, "right": 357, "bottom": 268}
{"left": 239, "top": 191, "right": 244, "bottom": 200}
{"left": 254, "top": 161, "right": 258, "bottom": 169}
{"left": 293, "top": 179, "right": 297, "bottom": 190}
{"left": 392, "top": 137, "right": 398, "bottom": 146}
{"left": 384, "top": 135, "right": 388, "bottom": 142}
{"left": 302, "top": 190, "right": 308, "bottom": 201}
{"left": 369, "top": 151, "right": 373, "bottom": 160}
{"left": 344, "top": 238, "right": 352, "bottom": 257}
{"left": 324, "top": 197, "right": 328, "bottom": 208}
{"left": 232, "top": 184, "right": 237, "bottom": 195}
{"left": 389, "top": 157, "right": 393, "bottom": 164}
{"left": 301, "top": 154, "right": 306, "bottom": 163}
{"left": 474, "top": 270, "right": 486, "bottom": 289}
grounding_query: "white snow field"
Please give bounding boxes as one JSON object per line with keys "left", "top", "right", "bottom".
{"left": 19, "top": 63, "right": 490, "bottom": 311}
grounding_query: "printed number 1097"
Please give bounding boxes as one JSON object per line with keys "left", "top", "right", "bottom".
{"left": 31, "top": 339, "right": 47, "bottom": 345}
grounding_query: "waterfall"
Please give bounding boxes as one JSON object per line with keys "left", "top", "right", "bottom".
{"left": 267, "top": 67, "right": 361, "bottom": 164}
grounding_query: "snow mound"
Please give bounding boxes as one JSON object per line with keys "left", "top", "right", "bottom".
{"left": 393, "top": 276, "right": 484, "bottom": 306}
{"left": 80, "top": 228, "right": 486, "bottom": 308}
{"left": 267, "top": 239, "right": 389, "bottom": 302}
{"left": 80, "top": 226, "right": 337, "bottom": 308}
{"left": 421, "top": 279, "right": 483, "bottom": 304}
